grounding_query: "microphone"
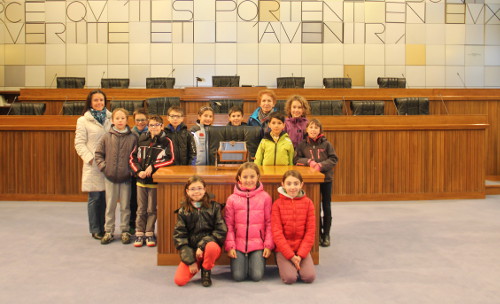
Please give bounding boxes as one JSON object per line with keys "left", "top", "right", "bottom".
{"left": 439, "top": 94, "right": 449, "bottom": 115}
{"left": 99, "top": 71, "right": 106, "bottom": 88}
{"left": 49, "top": 73, "right": 58, "bottom": 88}
{"left": 402, "top": 73, "right": 408, "bottom": 88}
{"left": 6, "top": 96, "right": 18, "bottom": 115}
{"left": 457, "top": 72, "right": 466, "bottom": 88}
{"left": 392, "top": 96, "right": 400, "bottom": 115}
{"left": 292, "top": 73, "right": 297, "bottom": 88}
{"left": 58, "top": 96, "right": 69, "bottom": 115}
{"left": 168, "top": 68, "right": 176, "bottom": 77}
{"left": 341, "top": 96, "right": 348, "bottom": 115}
{"left": 195, "top": 77, "right": 203, "bottom": 87}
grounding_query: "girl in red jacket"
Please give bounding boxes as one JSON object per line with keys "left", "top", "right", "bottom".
{"left": 272, "top": 170, "right": 316, "bottom": 284}
{"left": 224, "top": 162, "right": 274, "bottom": 281}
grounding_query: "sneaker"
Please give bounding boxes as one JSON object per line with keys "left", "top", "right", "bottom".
{"left": 121, "top": 232, "right": 131, "bottom": 244}
{"left": 146, "top": 235, "right": 156, "bottom": 247}
{"left": 101, "top": 232, "right": 114, "bottom": 245}
{"left": 91, "top": 233, "right": 103, "bottom": 240}
{"left": 134, "top": 235, "right": 145, "bottom": 247}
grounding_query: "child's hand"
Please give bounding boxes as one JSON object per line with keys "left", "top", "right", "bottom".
{"left": 227, "top": 249, "right": 237, "bottom": 259}
{"left": 291, "top": 255, "right": 302, "bottom": 270}
{"left": 188, "top": 263, "right": 199, "bottom": 274}
{"left": 145, "top": 165, "right": 153, "bottom": 177}
{"left": 309, "top": 160, "right": 318, "bottom": 168}
{"left": 263, "top": 248, "right": 272, "bottom": 258}
{"left": 138, "top": 171, "right": 147, "bottom": 179}
{"left": 313, "top": 163, "right": 321, "bottom": 172}
{"left": 196, "top": 248, "right": 204, "bottom": 260}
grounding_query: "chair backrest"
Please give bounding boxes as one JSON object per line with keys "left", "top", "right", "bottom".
{"left": 274, "top": 99, "right": 286, "bottom": 113}
{"left": 110, "top": 100, "right": 144, "bottom": 113}
{"left": 146, "top": 77, "right": 175, "bottom": 89}
{"left": 350, "top": 101, "right": 385, "bottom": 115}
{"left": 210, "top": 99, "right": 244, "bottom": 114}
{"left": 377, "top": 77, "right": 406, "bottom": 88}
{"left": 146, "top": 97, "right": 181, "bottom": 115}
{"left": 212, "top": 76, "right": 240, "bottom": 87}
{"left": 206, "top": 126, "right": 263, "bottom": 165}
{"left": 323, "top": 78, "right": 352, "bottom": 88}
{"left": 9, "top": 103, "right": 46, "bottom": 115}
{"left": 394, "top": 97, "right": 429, "bottom": 115}
{"left": 57, "top": 77, "right": 85, "bottom": 88}
{"left": 62, "top": 101, "right": 85, "bottom": 115}
{"left": 309, "top": 100, "right": 344, "bottom": 115}
{"left": 101, "top": 78, "right": 130, "bottom": 89}
{"left": 277, "top": 77, "right": 305, "bottom": 88}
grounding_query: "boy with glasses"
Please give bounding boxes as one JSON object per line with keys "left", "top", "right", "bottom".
{"left": 164, "top": 106, "right": 197, "bottom": 166}
{"left": 129, "top": 115, "right": 175, "bottom": 247}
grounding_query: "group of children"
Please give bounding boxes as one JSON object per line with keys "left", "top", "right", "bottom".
{"left": 83, "top": 89, "right": 338, "bottom": 286}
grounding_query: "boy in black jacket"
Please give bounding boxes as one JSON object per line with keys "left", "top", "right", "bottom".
{"left": 164, "top": 106, "right": 196, "bottom": 166}
{"left": 129, "top": 115, "right": 175, "bottom": 247}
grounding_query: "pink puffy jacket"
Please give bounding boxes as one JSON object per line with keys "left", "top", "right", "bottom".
{"left": 224, "top": 182, "right": 274, "bottom": 253}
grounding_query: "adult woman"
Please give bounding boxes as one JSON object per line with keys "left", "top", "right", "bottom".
{"left": 248, "top": 89, "right": 277, "bottom": 131}
{"left": 74, "top": 90, "right": 112, "bottom": 240}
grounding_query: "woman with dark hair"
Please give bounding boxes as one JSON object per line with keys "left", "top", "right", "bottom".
{"left": 74, "top": 90, "right": 112, "bottom": 240}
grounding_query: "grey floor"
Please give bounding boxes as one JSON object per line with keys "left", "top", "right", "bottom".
{"left": 1, "top": 196, "right": 499, "bottom": 304}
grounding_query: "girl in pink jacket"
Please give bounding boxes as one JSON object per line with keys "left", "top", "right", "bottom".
{"left": 224, "top": 162, "right": 274, "bottom": 281}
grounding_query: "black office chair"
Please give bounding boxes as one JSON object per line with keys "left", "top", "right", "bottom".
{"left": 62, "top": 101, "right": 85, "bottom": 115}
{"left": 210, "top": 99, "right": 244, "bottom": 114}
{"left": 57, "top": 77, "right": 85, "bottom": 88}
{"left": 350, "top": 101, "right": 385, "bottom": 115}
{"left": 394, "top": 97, "right": 429, "bottom": 115}
{"left": 274, "top": 100, "right": 286, "bottom": 112}
{"left": 277, "top": 77, "right": 305, "bottom": 88}
{"left": 310, "top": 100, "right": 344, "bottom": 115}
{"left": 377, "top": 77, "right": 406, "bottom": 88}
{"left": 110, "top": 100, "right": 144, "bottom": 113}
{"left": 323, "top": 78, "right": 352, "bottom": 88}
{"left": 146, "top": 77, "right": 175, "bottom": 89}
{"left": 212, "top": 76, "right": 240, "bottom": 87}
{"left": 146, "top": 97, "right": 181, "bottom": 115}
{"left": 101, "top": 78, "right": 130, "bottom": 89}
{"left": 8, "top": 103, "right": 46, "bottom": 115}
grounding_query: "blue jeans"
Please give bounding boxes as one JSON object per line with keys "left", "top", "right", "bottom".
{"left": 88, "top": 191, "right": 106, "bottom": 234}
{"left": 231, "top": 250, "right": 266, "bottom": 282}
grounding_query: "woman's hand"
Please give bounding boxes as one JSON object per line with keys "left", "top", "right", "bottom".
{"left": 263, "top": 248, "right": 271, "bottom": 258}
{"left": 188, "top": 263, "right": 199, "bottom": 274}
{"left": 227, "top": 249, "right": 237, "bottom": 259}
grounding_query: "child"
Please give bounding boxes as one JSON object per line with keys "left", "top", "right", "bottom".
{"left": 164, "top": 106, "right": 196, "bottom": 166}
{"left": 227, "top": 106, "right": 247, "bottom": 126}
{"left": 129, "top": 115, "right": 175, "bottom": 247}
{"left": 284, "top": 95, "right": 311, "bottom": 148}
{"left": 224, "top": 162, "right": 274, "bottom": 282}
{"left": 294, "top": 119, "right": 338, "bottom": 247}
{"left": 272, "top": 170, "right": 316, "bottom": 284}
{"left": 190, "top": 106, "right": 214, "bottom": 165}
{"left": 254, "top": 111, "right": 294, "bottom": 166}
{"left": 94, "top": 108, "right": 138, "bottom": 245}
{"left": 173, "top": 176, "right": 227, "bottom": 287}
{"left": 130, "top": 108, "right": 149, "bottom": 233}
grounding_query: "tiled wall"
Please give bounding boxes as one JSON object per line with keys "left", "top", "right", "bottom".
{"left": 1, "top": 0, "right": 499, "bottom": 88}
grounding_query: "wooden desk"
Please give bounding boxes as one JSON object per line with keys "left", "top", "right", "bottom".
{"left": 153, "top": 166, "right": 324, "bottom": 266}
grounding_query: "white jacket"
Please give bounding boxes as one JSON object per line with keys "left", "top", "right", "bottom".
{"left": 74, "top": 110, "right": 112, "bottom": 192}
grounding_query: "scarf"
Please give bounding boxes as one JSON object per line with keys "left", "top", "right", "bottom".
{"left": 90, "top": 108, "right": 107, "bottom": 125}
{"left": 191, "top": 201, "right": 202, "bottom": 209}
{"left": 257, "top": 108, "right": 273, "bottom": 125}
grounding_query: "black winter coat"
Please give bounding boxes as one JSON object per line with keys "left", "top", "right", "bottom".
{"left": 129, "top": 130, "right": 175, "bottom": 185}
{"left": 294, "top": 134, "right": 338, "bottom": 183}
{"left": 173, "top": 201, "right": 227, "bottom": 265}
{"left": 164, "top": 123, "right": 196, "bottom": 166}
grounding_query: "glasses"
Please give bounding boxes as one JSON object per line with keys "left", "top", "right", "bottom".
{"left": 149, "top": 123, "right": 162, "bottom": 127}
{"left": 135, "top": 119, "right": 147, "bottom": 122}
{"left": 168, "top": 115, "right": 183, "bottom": 119}
{"left": 187, "top": 187, "right": 204, "bottom": 192}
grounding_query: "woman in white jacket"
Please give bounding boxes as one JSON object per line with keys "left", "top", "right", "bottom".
{"left": 74, "top": 90, "right": 112, "bottom": 240}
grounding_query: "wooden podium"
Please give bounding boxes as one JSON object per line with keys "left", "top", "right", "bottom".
{"left": 153, "top": 166, "right": 325, "bottom": 266}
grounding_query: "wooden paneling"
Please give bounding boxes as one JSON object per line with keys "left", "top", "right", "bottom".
{"left": 154, "top": 166, "right": 322, "bottom": 265}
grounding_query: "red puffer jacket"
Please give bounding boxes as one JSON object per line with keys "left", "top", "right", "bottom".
{"left": 224, "top": 182, "right": 274, "bottom": 253}
{"left": 271, "top": 187, "right": 316, "bottom": 260}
